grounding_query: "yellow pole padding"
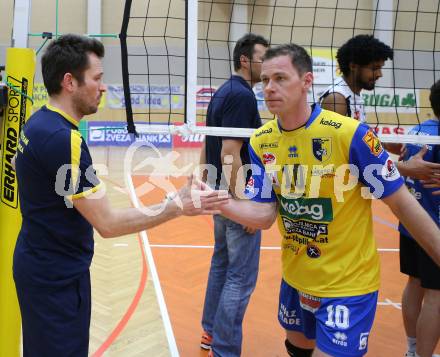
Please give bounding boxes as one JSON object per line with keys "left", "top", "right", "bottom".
{"left": 0, "top": 48, "right": 35, "bottom": 357}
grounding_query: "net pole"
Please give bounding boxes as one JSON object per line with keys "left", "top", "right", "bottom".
{"left": 12, "top": 0, "right": 31, "bottom": 47}
{"left": 120, "top": 0, "right": 137, "bottom": 135}
{"left": 185, "top": 0, "right": 198, "bottom": 130}
{"left": 87, "top": 0, "right": 102, "bottom": 40}
{"left": 373, "top": 0, "right": 394, "bottom": 89}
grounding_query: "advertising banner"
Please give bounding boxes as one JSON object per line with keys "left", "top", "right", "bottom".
{"left": 106, "top": 85, "right": 184, "bottom": 110}
{"left": 33, "top": 83, "right": 106, "bottom": 109}
{"left": 87, "top": 121, "right": 172, "bottom": 148}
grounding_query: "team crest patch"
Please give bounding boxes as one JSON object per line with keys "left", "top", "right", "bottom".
{"left": 312, "top": 138, "right": 332, "bottom": 162}
{"left": 362, "top": 129, "right": 383, "bottom": 157}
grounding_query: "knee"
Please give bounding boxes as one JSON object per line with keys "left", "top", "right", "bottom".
{"left": 285, "top": 339, "right": 313, "bottom": 357}
{"left": 406, "top": 276, "right": 421, "bottom": 289}
{"left": 423, "top": 289, "right": 440, "bottom": 309}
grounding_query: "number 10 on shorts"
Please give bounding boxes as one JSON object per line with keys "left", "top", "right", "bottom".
{"left": 325, "top": 304, "right": 350, "bottom": 329}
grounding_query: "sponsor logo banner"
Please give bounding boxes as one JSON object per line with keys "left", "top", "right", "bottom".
{"left": 307, "top": 244, "right": 322, "bottom": 258}
{"left": 32, "top": 83, "right": 49, "bottom": 108}
{"left": 299, "top": 291, "right": 322, "bottom": 312}
{"left": 262, "top": 152, "right": 276, "bottom": 164}
{"left": 172, "top": 132, "right": 205, "bottom": 148}
{"left": 282, "top": 218, "right": 328, "bottom": 238}
{"left": 259, "top": 142, "right": 278, "bottom": 149}
{"left": 1, "top": 75, "right": 27, "bottom": 208}
{"left": 382, "top": 159, "right": 400, "bottom": 181}
{"left": 87, "top": 121, "right": 172, "bottom": 148}
{"left": 196, "top": 86, "right": 217, "bottom": 108}
{"left": 255, "top": 127, "right": 272, "bottom": 137}
{"left": 320, "top": 117, "right": 342, "bottom": 129}
{"left": 106, "top": 84, "right": 184, "bottom": 109}
{"left": 362, "top": 89, "right": 419, "bottom": 113}
{"left": 372, "top": 124, "right": 412, "bottom": 135}
{"left": 32, "top": 79, "right": 420, "bottom": 115}
{"left": 172, "top": 122, "right": 205, "bottom": 148}
{"left": 284, "top": 234, "right": 328, "bottom": 245}
{"left": 33, "top": 83, "right": 106, "bottom": 109}
{"left": 279, "top": 197, "right": 333, "bottom": 222}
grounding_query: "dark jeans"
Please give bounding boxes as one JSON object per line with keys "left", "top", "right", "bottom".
{"left": 202, "top": 215, "right": 261, "bottom": 357}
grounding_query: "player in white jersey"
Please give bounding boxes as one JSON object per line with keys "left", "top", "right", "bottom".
{"left": 320, "top": 76, "right": 366, "bottom": 122}
{"left": 319, "top": 34, "right": 392, "bottom": 123}
{"left": 320, "top": 34, "right": 440, "bottom": 179}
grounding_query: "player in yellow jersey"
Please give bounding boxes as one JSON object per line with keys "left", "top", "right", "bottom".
{"left": 219, "top": 44, "right": 440, "bottom": 357}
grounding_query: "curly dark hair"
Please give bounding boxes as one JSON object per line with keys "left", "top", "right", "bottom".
{"left": 430, "top": 79, "right": 440, "bottom": 118}
{"left": 336, "top": 34, "right": 393, "bottom": 76}
{"left": 42, "top": 34, "right": 105, "bottom": 96}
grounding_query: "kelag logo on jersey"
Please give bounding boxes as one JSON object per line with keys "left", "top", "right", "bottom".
{"left": 320, "top": 117, "right": 342, "bottom": 129}
{"left": 279, "top": 196, "right": 333, "bottom": 222}
{"left": 255, "top": 127, "right": 272, "bottom": 137}
{"left": 312, "top": 137, "right": 332, "bottom": 162}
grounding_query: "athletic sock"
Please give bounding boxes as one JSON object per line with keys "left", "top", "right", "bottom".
{"left": 407, "top": 336, "right": 417, "bottom": 354}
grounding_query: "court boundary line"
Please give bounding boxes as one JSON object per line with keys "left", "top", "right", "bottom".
{"left": 148, "top": 244, "right": 399, "bottom": 252}
{"left": 126, "top": 173, "right": 179, "bottom": 357}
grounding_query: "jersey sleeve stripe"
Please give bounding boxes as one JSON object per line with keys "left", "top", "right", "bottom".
{"left": 70, "top": 182, "right": 103, "bottom": 200}
{"left": 70, "top": 130, "right": 82, "bottom": 194}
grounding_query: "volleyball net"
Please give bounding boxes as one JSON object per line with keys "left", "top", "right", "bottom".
{"left": 119, "top": 0, "right": 440, "bottom": 144}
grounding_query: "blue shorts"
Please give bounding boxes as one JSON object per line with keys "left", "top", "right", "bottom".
{"left": 15, "top": 272, "right": 91, "bottom": 357}
{"left": 278, "top": 279, "right": 378, "bottom": 357}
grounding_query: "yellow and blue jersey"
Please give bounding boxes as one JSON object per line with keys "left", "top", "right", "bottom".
{"left": 246, "top": 104, "right": 403, "bottom": 297}
{"left": 14, "top": 105, "right": 101, "bottom": 287}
